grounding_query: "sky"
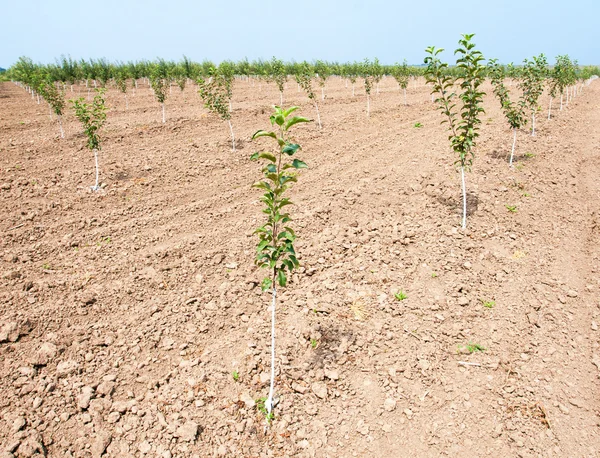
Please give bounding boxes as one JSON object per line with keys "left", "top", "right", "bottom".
{"left": 1, "top": 0, "right": 598, "bottom": 69}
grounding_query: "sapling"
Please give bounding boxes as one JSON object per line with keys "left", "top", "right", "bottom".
{"left": 372, "top": 58, "right": 384, "bottom": 95}
{"left": 250, "top": 106, "right": 311, "bottom": 418}
{"left": 271, "top": 57, "right": 287, "bottom": 106}
{"left": 488, "top": 59, "right": 528, "bottom": 166}
{"left": 314, "top": 60, "right": 329, "bottom": 100}
{"left": 425, "top": 34, "right": 486, "bottom": 229}
{"left": 362, "top": 58, "right": 375, "bottom": 117}
{"left": 150, "top": 60, "right": 169, "bottom": 123}
{"left": 71, "top": 89, "right": 107, "bottom": 191}
{"left": 392, "top": 60, "right": 410, "bottom": 105}
{"left": 518, "top": 54, "right": 547, "bottom": 136}
{"left": 296, "top": 62, "right": 321, "bottom": 128}
{"left": 40, "top": 79, "right": 66, "bottom": 138}
{"left": 115, "top": 70, "right": 129, "bottom": 109}
{"left": 198, "top": 66, "right": 236, "bottom": 151}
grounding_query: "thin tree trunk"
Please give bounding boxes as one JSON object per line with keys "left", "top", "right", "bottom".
{"left": 228, "top": 119, "right": 235, "bottom": 151}
{"left": 162, "top": 103, "right": 165, "bottom": 123}
{"left": 461, "top": 166, "right": 467, "bottom": 229}
{"left": 125, "top": 94, "right": 128, "bottom": 110}
{"left": 265, "top": 286, "right": 277, "bottom": 415}
{"left": 509, "top": 127, "right": 517, "bottom": 167}
{"left": 531, "top": 112, "right": 536, "bottom": 136}
{"left": 560, "top": 92, "right": 563, "bottom": 110}
{"left": 314, "top": 102, "right": 322, "bottom": 129}
{"left": 92, "top": 148, "right": 100, "bottom": 191}
{"left": 352, "top": 83, "right": 355, "bottom": 97}
{"left": 548, "top": 96, "right": 552, "bottom": 120}
{"left": 58, "top": 115, "right": 64, "bottom": 138}
{"left": 280, "top": 91, "right": 283, "bottom": 106}
{"left": 367, "top": 94, "right": 370, "bottom": 117}
{"left": 321, "top": 86, "right": 324, "bottom": 101}
{"left": 403, "top": 88, "right": 407, "bottom": 106}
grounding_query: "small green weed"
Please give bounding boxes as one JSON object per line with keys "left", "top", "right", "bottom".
{"left": 232, "top": 371, "right": 239, "bottom": 382}
{"left": 395, "top": 290, "right": 408, "bottom": 301}
{"left": 431, "top": 272, "right": 438, "bottom": 278}
{"left": 413, "top": 122, "right": 423, "bottom": 128}
{"left": 310, "top": 338, "right": 318, "bottom": 349}
{"left": 466, "top": 342, "right": 486, "bottom": 353}
{"left": 256, "top": 397, "right": 275, "bottom": 422}
{"left": 505, "top": 205, "right": 518, "bottom": 213}
{"left": 481, "top": 299, "right": 495, "bottom": 309}
{"left": 524, "top": 152, "right": 535, "bottom": 158}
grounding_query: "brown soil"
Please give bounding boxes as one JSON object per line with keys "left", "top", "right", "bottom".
{"left": 1, "top": 77, "right": 599, "bottom": 458}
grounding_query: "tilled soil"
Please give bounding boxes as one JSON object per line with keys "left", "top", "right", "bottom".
{"left": 1, "top": 77, "right": 599, "bottom": 458}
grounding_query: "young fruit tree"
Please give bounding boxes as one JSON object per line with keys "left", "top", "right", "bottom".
{"left": 150, "top": 60, "right": 169, "bottom": 123}
{"left": 392, "top": 60, "right": 410, "bottom": 105}
{"left": 70, "top": 89, "right": 108, "bottom": 191}
{"left": 361, "top": 58, "right": 375, "bottom": 117}
{"left": 198, "top": 66, "right": 236, "bottom": 151}
{"left": 488, "top": 59, "right": 528, "bottom": 166}
{"left": 271, "top": 57, "right": 287, "bottom": 106}
{"left": 552, "top": 55, "right": 574, "bottom": 111}
{"left": 372, "top": 58, "right": 384, "bottom": 95}
{"left": 296, "top": 62, "right": 322, "bottom": 129}
{"left": 115, "top": 69, "right": 129, "bottom": 109}
{"left": 250, "top": 106, "right": 311, "bottom": 420}
{"left": 314, "top": 60, "right": 330, "bottom": 100}
{"left": 518, "top": 54, "right": 547, "bottom": 136}
{"left": 425, "top": 34, "right": 486, "bottom": 229}
{"left": 40, "top": 79, "right": 66, "bottom": 138}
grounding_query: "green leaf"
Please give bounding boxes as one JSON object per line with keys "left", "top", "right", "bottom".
{"left": 252, "top": 130, "right": 276, "bottom": 141}
{"left": 252, "top": 181, "right": 271, "bottom": 191}
{"left": 285, "top": 116, "right": 311, "bottom": 130}
{"left": 292, "top": 159, "right": 308, "bottom": 169}
{"left": 257, "top": 152, "right": 277, "bottom": 162}
{"left": 283, "top": 106, "right": 300, "bottom": 117}
{"left": 277, "top": 270, "right": 287, "bottom": 287}
{"left": 257, "top": 240, "right": 270, "bottom": 252}
{"left": 261, "top": 278, "right": 273, "bottom": 291}
{"left": 282, "top": 143, "right": 300, "bottom": 155}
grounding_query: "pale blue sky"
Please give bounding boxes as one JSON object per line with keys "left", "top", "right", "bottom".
{"left": 1, "top": 0, "right": 598, "bottom": 68}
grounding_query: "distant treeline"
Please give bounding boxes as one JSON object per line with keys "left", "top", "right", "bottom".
{"left": 5, "top": 55, "right": 600, "bottom": 86}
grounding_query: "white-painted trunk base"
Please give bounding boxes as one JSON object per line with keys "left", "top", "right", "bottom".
{"left": 265, "top": 287, "right": 277, "bottom": 415}
{"left": 461, "top": 166, "right": 467, "bottom": 229}
{"left": 509, "top": 128, "right": 517, "bottom": 167}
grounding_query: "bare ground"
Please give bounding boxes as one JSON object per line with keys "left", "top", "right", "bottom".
{"left": 1, "top": 76, "right": 600, "bottom": 458}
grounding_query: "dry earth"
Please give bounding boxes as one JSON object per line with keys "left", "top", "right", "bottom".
{"left": 1, "top": 75, "right": 600, "bottom": 458}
